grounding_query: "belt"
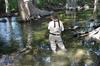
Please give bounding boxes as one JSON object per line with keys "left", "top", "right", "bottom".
{"left": 49, "top": 33, "right": 60, "bottom": 36}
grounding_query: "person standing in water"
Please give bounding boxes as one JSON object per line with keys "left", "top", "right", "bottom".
{"left": 48, "top": 15, "right": 67, "bottom": 53}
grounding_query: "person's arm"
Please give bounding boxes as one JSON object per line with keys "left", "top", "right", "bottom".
{"left": 48, "top": 21, "right": 55, "bottom": 32}
{"left": 48, "top": 22, "right": 51, "bottom": 30}
{"left": 60, "top": 21, "right": 64, "bottom": 31}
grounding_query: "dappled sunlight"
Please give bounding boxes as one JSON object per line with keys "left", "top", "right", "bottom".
{"left": 51, "top": 50, "right": 69, "bottom": 66}
{"left": 74, "top": 49, "right": 85, "bottom": 60}
{"left": 84, "top": 59, "right": 93, "bottom": 66}
{"left": 68, "top": 48, "right": 94, "bottom": 66}
{"left": 72, "top": 49, "right": 86, "bottom": 64}
{"left": 50, "top": 48, "right": 94, "bottom": 66}
{"left": 54, "top": 50, "right": 67, "bottom": 56}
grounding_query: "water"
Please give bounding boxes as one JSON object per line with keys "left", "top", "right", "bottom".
{"left": 0, "top": 17, "right": 100, "bottom": 66}
{"left": 0, "top": 17, "right": 24, "bottom": 48}
{"left": 11, "top": 17, "right": 24, "bottom": 48}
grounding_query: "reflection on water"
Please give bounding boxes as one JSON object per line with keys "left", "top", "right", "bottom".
{"left": 0, "top": 18, "right": 9, "bottom": 45}
{"left": 0, "top": 17, "right": 100, "bottom": 66}
{"left": 11, "top": 17, "right": 24, "bottom": 48}
{"left": 0, "top": 17, "right": 24, "bottom": 48}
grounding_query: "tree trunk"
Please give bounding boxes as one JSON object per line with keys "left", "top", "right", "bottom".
{"left": 5, "top": 0, "right": 9, "bottom": 13}
{"left": 97, "top": 0, "right": 100, "bottom": 16}
{"left": 26, "top": 22, "right": 33, "bottom": 47}
{"left": 17, "top": 0, "right": 30, "bottom": 21}
{"left": 19, "top": 21, "right": 33, "bottom": 54}
{"left": 93, "top": 0, "right": 98, "bottom": 18}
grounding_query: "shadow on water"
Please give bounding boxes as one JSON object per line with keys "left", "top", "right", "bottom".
{"left": 0, "top": 17, "right": 100, "bottom": 66}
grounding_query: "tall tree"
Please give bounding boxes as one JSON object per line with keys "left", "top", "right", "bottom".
{"left": 93, "top": 0, "right": 98, "bottom": 18}
{"left": 17, "top": 0, "right": 30, "bottom": 20}
{"left": 4, "top": 0, "right": 9, "bottom": 13}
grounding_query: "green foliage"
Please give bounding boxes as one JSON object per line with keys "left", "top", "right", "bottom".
{"left": 50, "top": 0, "right": 66, "bottom": 5}
{"left": 0, "top": 0, "right": 5, "bottom": 13}
{"left": 36, "top": 0, "right": 66, "bottom": 8}
{"left": 36, "top": 0, "right": 46, "bottom": 8}
{"left": 8, "top": 0, "right": 18, "bottom": 12}
{"left": 77, "top": 0, "right": 94, "bottom": 7}
{"left": 77, "top": 10, "right": 93, "bottom": 20}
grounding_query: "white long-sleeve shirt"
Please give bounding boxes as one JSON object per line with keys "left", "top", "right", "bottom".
{"left": 48, "top": 20, "right": 64, "bottom": 34}
{"left": 23, "top": 0, "right": 29, "bottom": 2}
